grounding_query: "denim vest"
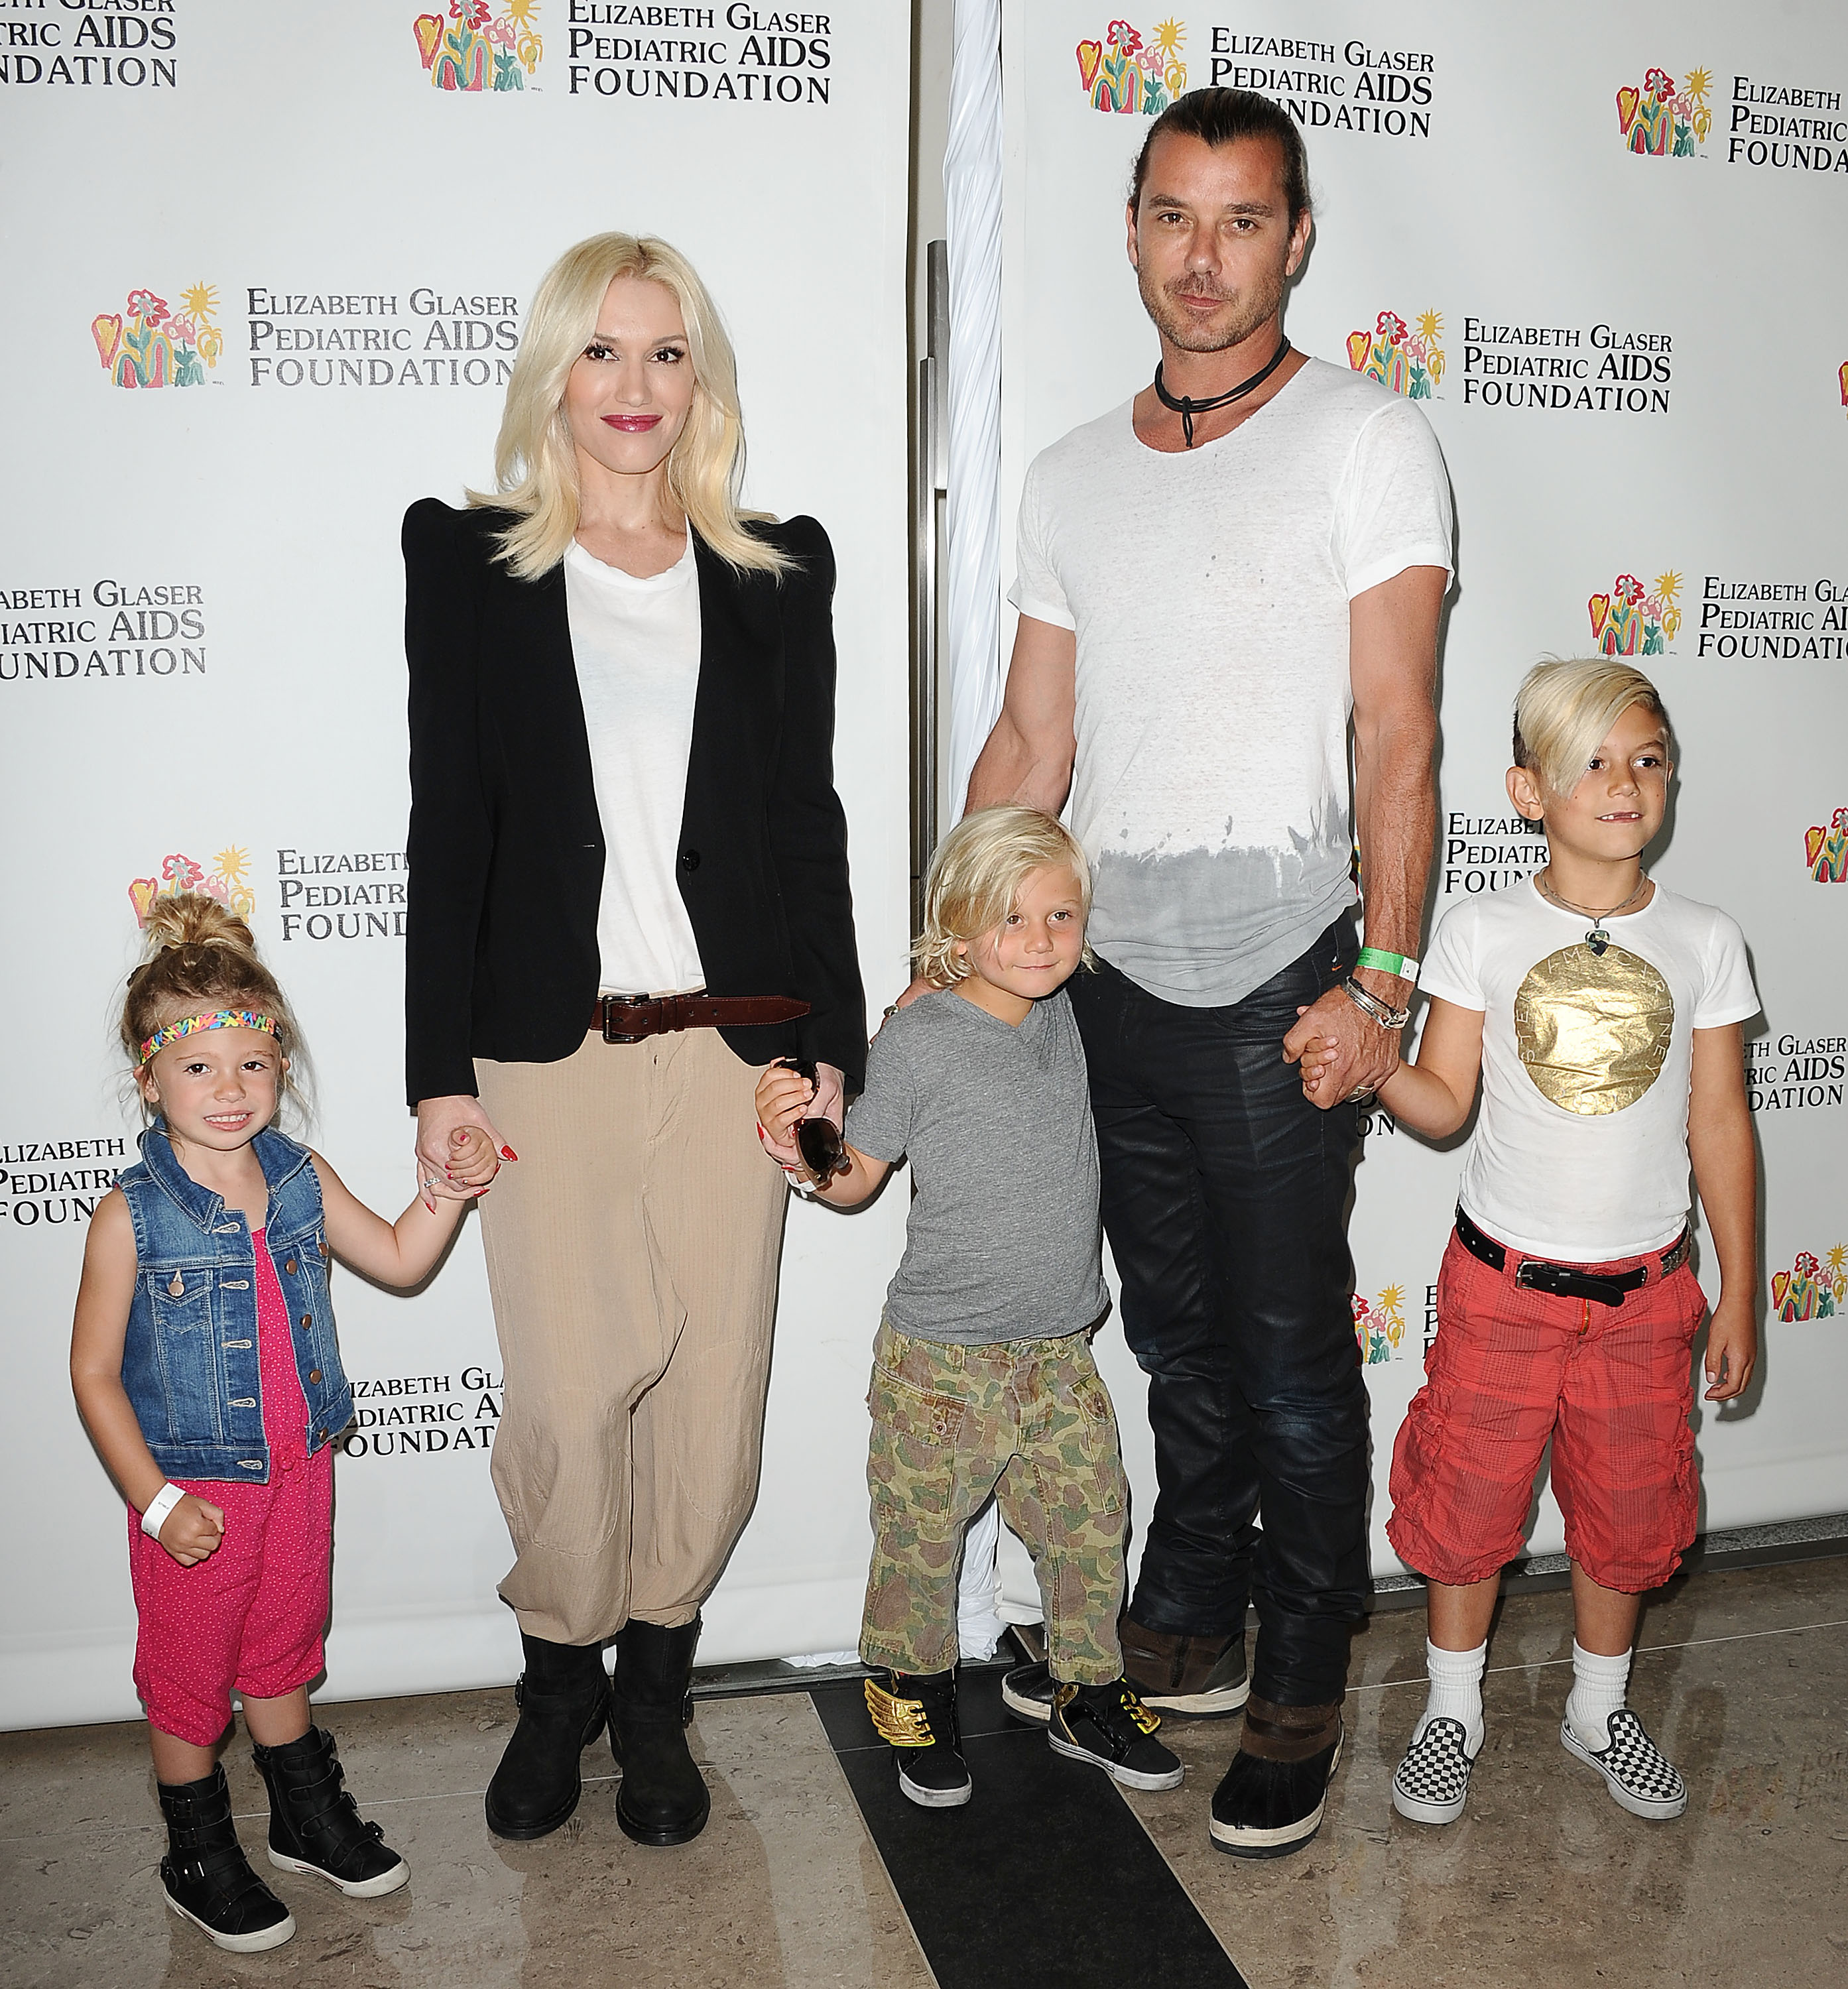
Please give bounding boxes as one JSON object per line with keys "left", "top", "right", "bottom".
{"left": 117, "top": 1122, "right": 353, "bottom": 1482}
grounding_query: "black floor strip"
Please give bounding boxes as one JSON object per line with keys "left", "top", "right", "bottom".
{"left": 811, "top": 1671, "right": 1248, "bottom": 1989}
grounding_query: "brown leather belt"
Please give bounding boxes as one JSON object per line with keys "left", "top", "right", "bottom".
{"left": 1454, "top": 1205, "right": 1690, "bottom": 1308}
{"left": 589, "top": 993, "right": 810, "bottom": 1044}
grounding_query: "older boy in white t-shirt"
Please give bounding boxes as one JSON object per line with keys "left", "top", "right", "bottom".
{"left": 1304, "top": 659, "right": 1758, "bottom": 1827}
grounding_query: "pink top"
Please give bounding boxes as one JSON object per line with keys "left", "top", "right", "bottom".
{"left": 253, "top": 1227, "right": 310, "bottom": 1468}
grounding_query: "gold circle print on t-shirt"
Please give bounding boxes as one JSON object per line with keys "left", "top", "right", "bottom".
{"left": 1513, "top": 941, "right": 1675, "bottom": 1115}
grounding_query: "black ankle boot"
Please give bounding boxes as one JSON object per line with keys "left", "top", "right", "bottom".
{"left": 253, "top": 1726, "right": 409, "bottom": 1898}
{"left": 158, "top": 1765, "right": 295, "bottom": 1953}
{"left": 610, "top": 1616, "right": 709, "bottom": 1847}
{"left": 484, "top": 1633, "right": 611, "bottom": 1840}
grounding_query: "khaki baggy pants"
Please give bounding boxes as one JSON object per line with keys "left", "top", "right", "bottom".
{"left": 474, "top": 1030, "right": 787, "bottom": 1646}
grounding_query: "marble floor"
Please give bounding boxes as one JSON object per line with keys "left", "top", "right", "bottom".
{"left": 3, "top": 1557, "right": 1843, "bottom": 1989}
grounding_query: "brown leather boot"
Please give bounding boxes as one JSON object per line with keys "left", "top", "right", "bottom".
{"left": 1119, "top": 1614, "right": 1250, "bottom": 1717}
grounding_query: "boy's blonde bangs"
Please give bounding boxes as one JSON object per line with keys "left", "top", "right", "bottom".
{"left": 469, "top": 232, "right": 789, "bottom": 580}
{"left": 1513, "top": 657, "right": 1670, "bottom": 800}
{"left": 915, "top": 806, "right": 1093, "bottom": 987}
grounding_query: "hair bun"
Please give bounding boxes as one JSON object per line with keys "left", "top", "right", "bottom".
{"left": 139, "top": 890, "right": 256, "bottom": 960}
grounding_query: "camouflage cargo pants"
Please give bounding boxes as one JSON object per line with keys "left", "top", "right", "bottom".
{"left": 859, "top": 1319, "right": 1129, "bottom": 1685}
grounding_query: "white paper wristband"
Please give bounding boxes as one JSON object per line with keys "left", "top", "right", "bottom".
{"left": 141, "top": 1482, "right": 186, "bottom": 1540}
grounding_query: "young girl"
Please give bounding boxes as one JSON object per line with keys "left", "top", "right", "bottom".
{"left": 1305, "top": 659, "right": 1757, "bottom": 1827}
{"left": 755, "top": 806, "right": 1182, "bottom": 1808}
{"left": 70, "top": 894, "right": 496, "bottom": 1953}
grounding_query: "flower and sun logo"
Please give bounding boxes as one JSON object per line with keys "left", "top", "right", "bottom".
{"left": 1076, "top": 19, "right": 1186, "bottom": 116}
{"left": 129, "top": 849, "right": 255, "bottom": 929}
{"left": 414, "top": 0, "right": 542, "bottom": 91}
{"left": 1772, "top": 1245, "right": 1847, "bottom": 1322}
{"left": 1353, "top": 1285, "right": 1408, "bottom": 1365}
{"left": 92, "top": 284, "right": 221, "bottom": 391}
{"left": 1588, "top": 572, "right": 1682, "bottom": 656}
{"left": 1616, "top": 66, "right": 1711, "bottom": 157}
{"left": 1346, "top": 311, "right": 1445, "bottom": 400}
{"left": 1806, "top": 809, "right": 1848, "bottom": 883}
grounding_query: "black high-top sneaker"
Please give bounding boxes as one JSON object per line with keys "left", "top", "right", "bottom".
{"left": 253, "top": 1726, "right": 410, "bottom": 1897}
{"left": 157, "top": 1765, "right": 295, "bottom": 1953}
{"left": 863, "top": 1669, "right": 972, "bottom": 1809}
{"left": 1047, "top": 1678, "right": 1185, "bottom": 1789}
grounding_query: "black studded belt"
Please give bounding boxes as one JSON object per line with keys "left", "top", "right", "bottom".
{"left": 1453, "top": 1205, "right": 1690, "bottom": 1308}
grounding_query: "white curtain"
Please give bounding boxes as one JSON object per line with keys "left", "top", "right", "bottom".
{"left": 942, "top": 0, "right": 1006, "bottom": 818}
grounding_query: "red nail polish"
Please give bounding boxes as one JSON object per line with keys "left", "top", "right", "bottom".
{"left": 501, "top": 1145, "right": 519, "bottom": 1161}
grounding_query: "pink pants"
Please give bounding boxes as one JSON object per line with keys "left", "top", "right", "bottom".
{"left": 129, "top": 1446, "right": 332, "bottom": 1746}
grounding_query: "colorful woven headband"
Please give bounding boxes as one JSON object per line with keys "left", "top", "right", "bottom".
{"left": 139, "top": 1010, "right": 281, "bottom": 1065}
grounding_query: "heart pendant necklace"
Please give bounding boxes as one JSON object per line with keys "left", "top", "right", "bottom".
{"left": 1535, "top": 868, "right": 1650, "bottom": 956}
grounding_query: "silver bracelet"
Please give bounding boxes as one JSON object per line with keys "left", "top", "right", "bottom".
{"left": 1340, "top": 976, "right": 1410, "bottom": 1030}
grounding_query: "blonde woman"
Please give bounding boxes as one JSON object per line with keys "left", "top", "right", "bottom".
{"left": 402, "top": 233, "right": 864, "bottom": 1848}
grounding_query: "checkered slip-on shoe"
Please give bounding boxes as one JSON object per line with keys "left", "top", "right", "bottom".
{"left": 1390, "top": 1717, "right": 1479, "bottom": 1825}
{"left": 1559, "top": 1709, "right": 1688, "bottom": 1820}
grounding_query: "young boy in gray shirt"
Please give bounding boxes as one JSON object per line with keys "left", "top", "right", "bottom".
{"left": 756, "top": 806, "right": 1183, "bottom": 1809}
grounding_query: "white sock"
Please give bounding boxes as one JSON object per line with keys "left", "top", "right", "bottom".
{"left": 1566, "top": 1642, "right": 1632, "bottom": 1749}
{"left": 1414, "top": 1638, "right": 1486, "bottom": 1754}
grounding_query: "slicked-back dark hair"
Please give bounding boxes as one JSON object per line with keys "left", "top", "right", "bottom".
{"left": 1129, "top": 88, "right": 1312, "bottom": 226}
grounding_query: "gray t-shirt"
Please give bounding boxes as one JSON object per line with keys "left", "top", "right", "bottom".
{"left": 1010, "top": 358, "right": 1453, "bottom": 1008}
{"left": 844, "top": 986, "right": 1109, "bottom": 1345}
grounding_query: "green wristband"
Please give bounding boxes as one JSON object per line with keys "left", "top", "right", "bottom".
{"left": 1356, "top": 945, "right": 1420, "bottom": 985}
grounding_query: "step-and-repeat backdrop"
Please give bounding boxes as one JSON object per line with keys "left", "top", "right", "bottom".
{"left": 1, "top": 1, "right": 912, "bottom": 1729}
{"left": 998, "top": 0, "right": 1848, "bottom": 1593}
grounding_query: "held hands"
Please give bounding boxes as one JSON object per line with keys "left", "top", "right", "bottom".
{"left": 1284, "top": 985, "right": 1401, "bottom": 1108}
{"left": 157, "top": 1492, "right": 225, "bottom": 1567}
{"left": 1703, "top": 1297, "right": 1758, "bottom": 1403}
{"left": 414, "top": 1096, "right": 511, "bottom": 1211}
{"left": 755, "top": 1061, "right": 844, "bottom": 1170}
{"left": 1296, "top": 1026, "right": 1345, "bottom": 1105}
{"left": 755, "top": 1061, "right": 811, "bottom": 1156}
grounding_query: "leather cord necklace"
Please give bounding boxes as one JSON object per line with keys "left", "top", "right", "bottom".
{"left": 1154, "top": 335, "right": 1291, "bottom": 448}
{"left": 1536, "top": 866, "right": 1650, "bottom": 957}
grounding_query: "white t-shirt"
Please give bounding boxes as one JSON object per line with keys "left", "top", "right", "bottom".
{"left": 565, "top": 534, "right": 706, "bottom": 996}
{"left": 1420, "top": 879, "right": 1759, "bottom": 1262}
{"left": 1010, "top": 357, "right": 1453, "bottom": 1007}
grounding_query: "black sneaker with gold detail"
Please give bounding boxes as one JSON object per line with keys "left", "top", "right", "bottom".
{"left": 864, "top": 1669, "right": 972, "bottom": 1809}
{"left": 1047, "top": 1677, "right": 1185, "bottom": 1791}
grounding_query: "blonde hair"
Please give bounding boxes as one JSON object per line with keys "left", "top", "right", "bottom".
{"left": 122, "top": 894, "right": 303, "bottom": 1108}
{"left": 914, "top": 806, "right": 1093, "bottom": 987}
{"left": 1512, "top": 658, "right": 1670, "bottom": 800}
{"left": 470, "top": 233, "right": 789, "bottom": 580}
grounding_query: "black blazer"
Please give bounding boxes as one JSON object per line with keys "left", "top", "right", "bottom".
{"left": 402, "top": 499, "right": 865, "bottom": 1106}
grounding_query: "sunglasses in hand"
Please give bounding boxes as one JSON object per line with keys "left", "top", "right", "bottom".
{"left": 780, "top": 1057, "right": 851, "bottom": 1183}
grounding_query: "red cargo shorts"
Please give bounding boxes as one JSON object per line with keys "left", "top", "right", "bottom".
{"left": 1388, "top": 1223, "right": 1709, "bottom": 1595}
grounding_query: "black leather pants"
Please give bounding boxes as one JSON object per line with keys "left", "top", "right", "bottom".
{"left": 1068, "top": 924, "right": 1370, "bottom": 1706}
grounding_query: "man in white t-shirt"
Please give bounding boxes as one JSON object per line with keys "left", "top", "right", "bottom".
{"left": 971, "top": 88, "right": 1453, "bottom": 1856}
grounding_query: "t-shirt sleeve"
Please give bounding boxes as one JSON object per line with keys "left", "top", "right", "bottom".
{"left": 843, "top": 1014, "right": 915, "bottom": 1162}
{"left": 1417, "top": 900, "right": 1486, "bottom": 1012}
{"left": 1694, "top": 910, "right": 1760, "bottom": 1028}
{"left": 1006, "top": 453, "right": 1078, "bottom": 633}
{"left": 1334, "top": 398, "right": 1455, "bottom": 601}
